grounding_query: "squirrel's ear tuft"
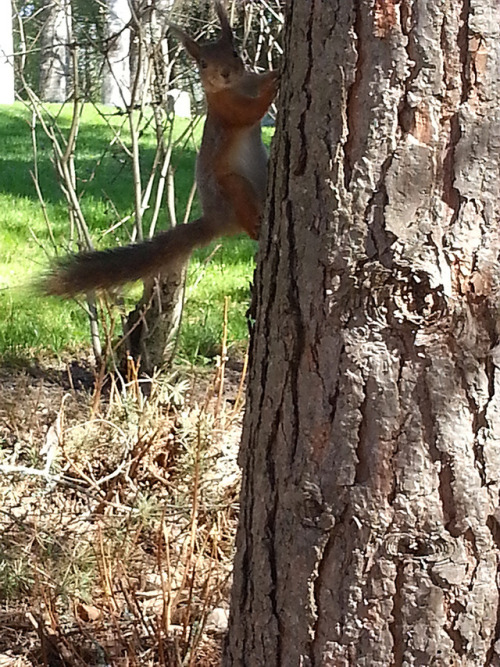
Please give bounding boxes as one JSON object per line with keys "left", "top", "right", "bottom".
{"left": 214, "top": 1, "right": 234, "bottom": 43}
{"left": 168, "top": 23, "right": 201, "bottom": 61}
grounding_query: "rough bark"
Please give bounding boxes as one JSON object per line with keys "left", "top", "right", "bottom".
{"left": 102, "top": 0, "right": 131, "bottom": 107}
{"left": 225, "top": 0, "right": 500, "bottom": 665}
{"left": 39, "top": 0, "right": 70, "bottom": 103}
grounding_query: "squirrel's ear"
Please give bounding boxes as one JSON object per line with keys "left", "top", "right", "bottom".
{"left": 214, "top": 1, "right": 234, "bottom": 44}
{"left": 168, "top": 23, "right": 201, "bottom": 61}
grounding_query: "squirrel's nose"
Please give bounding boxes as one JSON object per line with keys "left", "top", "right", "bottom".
{"left": 221, "top": 69, "right": 230, "bottom": 79}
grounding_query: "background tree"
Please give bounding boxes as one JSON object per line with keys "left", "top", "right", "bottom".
{"left": 39, "top": 0, "right": 71, "bottom": 102}
{"left": 0, "top": 0, "right": 14, "bottom": 103}
{"left": 102, "top": 0, "right": 131, "bottom": 107}
{"left": 225, "top": 0, "right": 500, "bottom": 664}
{"left": 13, "top": 0, "right": 105, "bottom": 100}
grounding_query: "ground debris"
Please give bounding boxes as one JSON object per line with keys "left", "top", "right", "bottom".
{"left": 0, "top": 357, "right": 244, "bottom": 666}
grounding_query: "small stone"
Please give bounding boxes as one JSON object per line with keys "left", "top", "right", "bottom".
{"left": 205, "top": 607, "right": 229, "bottom": 634}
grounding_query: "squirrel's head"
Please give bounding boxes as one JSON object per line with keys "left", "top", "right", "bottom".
{"left": 169, "top": 1, "right": 245, "bottom": 94}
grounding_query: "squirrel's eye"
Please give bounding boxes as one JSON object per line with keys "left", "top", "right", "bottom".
{"left": 232, "top": 50, "right": 239, "bottom": 58}
{"left": 200, "top": 59, "right": 207, "bottom": 69}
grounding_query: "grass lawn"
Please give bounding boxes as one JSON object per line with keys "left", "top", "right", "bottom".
{"left": 0, "top": 102, "right": 268, "bottom": 364}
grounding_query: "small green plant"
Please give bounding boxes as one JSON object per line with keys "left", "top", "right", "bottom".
{"left": 0, "top": 553, "right": 34, "bottom": 599}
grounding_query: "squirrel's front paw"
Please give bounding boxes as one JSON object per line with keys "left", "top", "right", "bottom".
{"left": 263, "top": 69, "right": 280, "bottom": 94}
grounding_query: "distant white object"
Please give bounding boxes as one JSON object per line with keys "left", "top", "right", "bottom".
{"left": 166, "top": 88, "right": 191, "bottom": 118}
{"left": 0, "top": 1, "right": 14, "bottom": 104}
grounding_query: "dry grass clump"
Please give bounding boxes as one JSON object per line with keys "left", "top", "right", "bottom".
{"left": 0, "top": 351, "right": 246, "bottom": 666}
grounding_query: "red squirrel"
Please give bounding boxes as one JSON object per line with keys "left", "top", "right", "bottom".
{"left": 42, "top": 1, "right": 279, "bottom": 296}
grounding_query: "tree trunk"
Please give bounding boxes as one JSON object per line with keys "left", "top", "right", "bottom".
{"left": 0, "top": 0, "right": 14, "bottom": 104}
{"left": 225, "top": 0, "right": 500, "bottom": 665}
{"left": 102, "top": 0, "right": 131, "bottom": 107}
{"left": 122, "top": 0, "right": 188, "bottom": 375}
{"left": 124, "top": 266, "right": 186, "bottom": 375}
{"left": 129, "top": 0, "right": 173, "bottom": 105}
{"left": 39, "top": 0, "right": 70, "bottom": 102}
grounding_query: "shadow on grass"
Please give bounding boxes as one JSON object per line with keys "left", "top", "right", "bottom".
{"left": 0, "top": 104, "right": 198, "bottom": 224}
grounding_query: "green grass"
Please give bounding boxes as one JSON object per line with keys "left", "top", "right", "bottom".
{"left": 0, "top": 102, "right": 271, "bottom": 363}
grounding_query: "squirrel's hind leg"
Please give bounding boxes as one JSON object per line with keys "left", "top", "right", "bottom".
{"left": 217, "top": 172, "right": 262, "bottom": 239}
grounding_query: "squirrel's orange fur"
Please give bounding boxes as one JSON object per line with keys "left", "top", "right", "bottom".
{"left": 42, "top": 1, "right": 279, "bottom": 297}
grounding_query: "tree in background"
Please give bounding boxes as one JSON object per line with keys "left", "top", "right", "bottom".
{"left": 13, "top": 0, "right": 104, "bottom": 100}
{"left": 39, "top": 0, "right": 71, "bottom": 102}
{"left": 0, "top": 0, "right": 14, "bottom": 103}
{"left": 226, "top": 0, "right": 500, "bottom": 664}
{"left": 102, "top": 0, "right": 131, "bottom": 107}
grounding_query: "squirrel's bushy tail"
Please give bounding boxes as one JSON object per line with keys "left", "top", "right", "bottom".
{"left": 42, "top": 218, "right": 218, "bottom": 297}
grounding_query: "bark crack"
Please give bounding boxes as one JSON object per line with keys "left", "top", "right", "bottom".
{"left": 309, "top": 504, "right": 348, "bottom": 661}
{"left": 354, "top": 379, "right": 369, "bottom": 484}
{"left": 264, "top": 405, "right": 283, "bottom": 663}
{"left": 397, "top": 1, "right": 423, "bottom": 137}
{"left": 343, "top": 0, "right": 363, "bottom": 189}
{"left": 327, "top": 347, "right": 343, "bottom": 426}
{"left": 441, "top": 111, "right": 462, "bottom": 224}
{"left": 389, "top": 560, "right": 404, "bottom": 667}
{"left": 363, "top": 154, "right": 398, "bottom": 267}
{"left": 286, "top": 199, "right": 306, "bottom": 464}
{"left": 293, "top": 1, "right": 314, "bottom": 177}
{"left": 458, "top": 0, "right": 472, "bottom": 103}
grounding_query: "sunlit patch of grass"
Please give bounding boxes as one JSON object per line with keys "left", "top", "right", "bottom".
{"left": 0, "top": 103, "right": 272, "bottom": 363}
{"left": 0, "top": 289, "right": 90, "bottom": 358}
{"left": 181, "top": 236, "right": 256, "bottom": 361}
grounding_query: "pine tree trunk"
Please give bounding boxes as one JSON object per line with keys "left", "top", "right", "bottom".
{"left": 0, "top": 0, "right": 14, "bottom": 104}
{"left": 225, "top": 0, "right": 500, "bottom": 665}
{"left": 39, "top": 0, "right": 70, "bottom": 103}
